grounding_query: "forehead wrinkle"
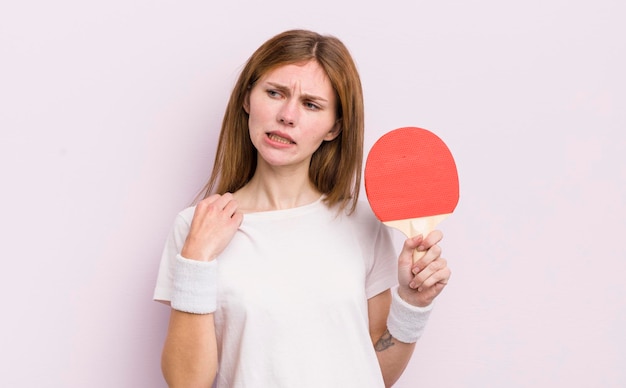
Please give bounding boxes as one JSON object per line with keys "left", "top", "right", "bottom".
{"left": 267, "top": 81, "right": 329, "bottom": 103}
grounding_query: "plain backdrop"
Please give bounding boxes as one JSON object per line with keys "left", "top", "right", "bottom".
{"left": 1, "top": 0, "right": 624, "bottom": 387}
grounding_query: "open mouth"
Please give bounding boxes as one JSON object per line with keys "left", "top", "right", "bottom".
{"left": 267, "top": 133, "right": 295, "bottom": 144}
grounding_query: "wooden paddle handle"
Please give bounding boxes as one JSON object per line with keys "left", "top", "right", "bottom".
{"left": 385, "top": 214, "right": 451, "bottom": 264}
{"left": 412, "top": 246, "right": 428, "bottom": 264}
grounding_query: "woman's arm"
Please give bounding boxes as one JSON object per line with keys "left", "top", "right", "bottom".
{"left": 369, "top": 290, "right": 416, "bottom": 387}
{"left": 161, "top": 193, "right": 243, "bottom": 387}
{"left": 162, "top": 310, "right": 218, "bottom": 388}
{"left": 369, "top": 231, "right": 451, "bottom": 387}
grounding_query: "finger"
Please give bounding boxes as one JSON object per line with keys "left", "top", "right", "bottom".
{"left": 196, "top": 193, "right": 233, "bottom": 217}
{"left": 416, "top": 230, "right": 443, "bottom": 252}
{"left": 231, "top": 211, "right": 244, "bottom": 227}
{"left": 416, "top": 265, "right": 451, "bottom": 292}
{"left": 411, "top": 244, "right": 442, "bottom": 275}
{"left": 203, "top": 193, "right": 222, "bottom": 204}
{"left": 399, "top": 235, "right": 424, "bottom": 269}
{"left": 415, "top": 280, "right": 447, "bottom": 304}
{"left": 211, "top": 192, "right": 234, "bottom": 212}
{"left": 195, "top": 194, "right": 223, "bottom": 215}
{"left": 401, "top": 235, "right": 423, "bottom": 258}
{"left": 223, "top": 198, "right": 240, "bottom": 219}
{"left": 410, "top": 257, "right": 447, "bottom": 289}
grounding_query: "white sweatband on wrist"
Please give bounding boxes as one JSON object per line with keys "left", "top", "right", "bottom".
{"left": 387, "top": 285, "right": 434, "bottom": 343}
{"left": 171, "top": 254, "right": 218, "bottom": 314}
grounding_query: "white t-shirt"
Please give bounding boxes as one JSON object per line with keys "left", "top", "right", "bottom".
{"left": 154, "top": 197, "right": 398, "bottom": 388}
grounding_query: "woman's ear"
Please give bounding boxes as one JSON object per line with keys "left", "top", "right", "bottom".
{"left": 243, "top": 90, "right": 250, "bottom": 114}
{"left": 324, "top": 118, "right": 342, "bottom": 141}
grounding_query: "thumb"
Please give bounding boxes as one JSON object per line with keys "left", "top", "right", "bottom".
{"left": 398, "top": 235, "right": 422, "bottom": 270}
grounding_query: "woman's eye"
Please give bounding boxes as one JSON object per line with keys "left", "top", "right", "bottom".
{"left": 267, "top": 90, "right": 281, "bottom": 98}
{"left": 305, "top": 102, "right": 320, "bottom": 110}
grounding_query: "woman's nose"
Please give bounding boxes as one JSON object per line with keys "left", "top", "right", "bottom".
{"left": 277, "top": 101, "right": 297, "bottom": 126}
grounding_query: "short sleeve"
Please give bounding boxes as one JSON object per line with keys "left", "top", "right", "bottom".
{"left": 153, "top": 207, "right": 194, "bottom": 303}
{"left": 348, "top": 201, "right": 398, "bottom": 299}
{"left": 364, "top": 222, "right": 398, "bottom": 299}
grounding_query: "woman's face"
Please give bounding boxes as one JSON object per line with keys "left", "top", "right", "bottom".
{"left": 244, "top": 60, "right": 340, "bottom": 171}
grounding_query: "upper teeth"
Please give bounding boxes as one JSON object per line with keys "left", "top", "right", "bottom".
{"left": 269, "top": 134, "right": 292, "bottom": 144}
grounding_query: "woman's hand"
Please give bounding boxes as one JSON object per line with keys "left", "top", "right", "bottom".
{"left": 397, "top": 230, "right": 451, "bottom": 307}
{"left": 181, "top": 193, "right": 243, "bottom": 262}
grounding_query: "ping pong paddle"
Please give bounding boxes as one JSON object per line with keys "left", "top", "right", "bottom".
{"left": 364, "top": 126, "right": 459, "bottom": 263}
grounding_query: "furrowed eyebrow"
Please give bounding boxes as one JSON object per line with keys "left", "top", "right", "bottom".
{"left": 266, "top": 82, "right": 329, "bottom": 103}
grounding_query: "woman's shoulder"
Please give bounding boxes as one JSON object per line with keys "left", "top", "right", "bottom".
{"left": 341, "top": 198, "right": 396, "bottom": 259}
{"left": 347, "top": 198, "right": 378, "bottom": 221}
{"left": 172, "top": 205, "right": 196, "bottom": 226}
{"left": 340, "top": 198, "right": 383, "bottom": 233}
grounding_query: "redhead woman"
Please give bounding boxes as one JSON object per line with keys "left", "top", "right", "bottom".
{"left": 154, "top": 29, "right": 451, "bottom": 388}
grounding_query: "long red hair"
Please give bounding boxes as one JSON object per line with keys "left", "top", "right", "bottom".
{"left": 198, "top": 29, "right": 364, "bottom": 214}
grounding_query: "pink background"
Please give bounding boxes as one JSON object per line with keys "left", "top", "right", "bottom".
{"left": 1, "top": 1, "right": 624, "bottom": 387}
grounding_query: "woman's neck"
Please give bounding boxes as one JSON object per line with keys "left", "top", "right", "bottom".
{"left": 234, "top": 163, "right": 322, "bottom": 213}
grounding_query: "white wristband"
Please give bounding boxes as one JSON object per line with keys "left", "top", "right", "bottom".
{"left": 387, "top": 285, "right": 433, "bottom": 343}
{"left": 171, "top": 254, "right": 218, "bottom": 314}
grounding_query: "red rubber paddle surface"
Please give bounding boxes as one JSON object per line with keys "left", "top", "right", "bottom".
{"left": 364, "top": 126, "right": 459, "bottom": 223}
